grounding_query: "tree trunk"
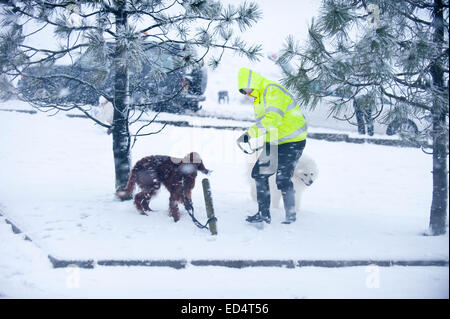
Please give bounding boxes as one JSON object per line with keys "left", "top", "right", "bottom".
{"left": 430, "top": 113, "right": 448, "bottom": 235}
{"left": 429, "top": 0, "right": 448, "bottom": 235}
{"left": 112, "top": 4, "right": 131, "bottom": 193}
{"left": 353, "top": 99, "right": 367, "bottom": 135}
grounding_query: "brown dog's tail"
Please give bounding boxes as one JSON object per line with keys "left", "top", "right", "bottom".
{"left": 116, "top": 168, "right": 137, "bottom": 200}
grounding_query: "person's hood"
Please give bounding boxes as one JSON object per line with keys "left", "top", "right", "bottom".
{"left": 238, "top": 67, "right": 267, "bottom": 98}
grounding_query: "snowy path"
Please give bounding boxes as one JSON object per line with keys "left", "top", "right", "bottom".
{"left": 0, "top": 105, "right": 420, "bottom": 149}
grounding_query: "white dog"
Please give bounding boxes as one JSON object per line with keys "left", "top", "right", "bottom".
{"left": 248, "top": 153, "right": 319, "bottom": 212}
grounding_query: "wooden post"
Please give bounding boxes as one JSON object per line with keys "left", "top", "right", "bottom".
{"left": 202, "top": 178, "right": 217, "bottom": 235}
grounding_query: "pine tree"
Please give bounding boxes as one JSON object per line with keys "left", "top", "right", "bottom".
{"left": 0, "top": 0, "right": 262, "bottom": 192}
{"left": 279, "top": 0, "right": 448, "bottom": 235}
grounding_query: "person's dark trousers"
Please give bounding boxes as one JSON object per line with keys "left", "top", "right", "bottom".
{"left": 251, "top": 140, "right": 306, "bottom": 221}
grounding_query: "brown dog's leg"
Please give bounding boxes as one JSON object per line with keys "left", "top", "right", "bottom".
{"left": 140, "top": 186, "right": 160, "bottom": 212}
{"left": 141, "top": 196, "right": 151, "bottom": 212}
{"left": 134, "top": 192, "right": 149, "bottom": 216}
{"left": 169, "top": 194, "right": 180, "bottom": 222}
{"left": 183, "top": 181, "right": 192, "bottom": 201}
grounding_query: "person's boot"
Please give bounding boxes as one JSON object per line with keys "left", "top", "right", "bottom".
{"left": 281, "top": 189, "right": 296, "bottom": 224}
{"left": 246, "top": 210, "right": 271, "bottom": 224}
{"left": 247, "top": 178, "right": 271, "bottom": 224}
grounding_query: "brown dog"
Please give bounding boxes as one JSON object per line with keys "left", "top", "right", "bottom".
{"left": 116, "top": 152, "right": 210, "bottom": 222}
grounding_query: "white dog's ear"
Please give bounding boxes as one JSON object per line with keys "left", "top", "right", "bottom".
{"left": 294, "top": 169, "right": 305, "bottom": 175}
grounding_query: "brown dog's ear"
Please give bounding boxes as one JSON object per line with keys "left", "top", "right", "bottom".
{"left": 183, "top": 152, "right": 199, "bottom": 164}
{"left": 183, "top": 152, "right": 210, "bottom": 174}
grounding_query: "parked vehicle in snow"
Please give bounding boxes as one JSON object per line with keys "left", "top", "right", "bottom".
{"left": 17, "top": 43, "right": 207, "bottom": 113}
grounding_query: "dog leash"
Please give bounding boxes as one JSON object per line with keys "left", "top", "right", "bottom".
{"left": 181, "top": 178, "right": 217, "bottom": 230}
{"left": 236, "top": 138, "right": 263, "bottom": 155}
{"left": 236, "top": 131, "right": 266, "bottom": 155}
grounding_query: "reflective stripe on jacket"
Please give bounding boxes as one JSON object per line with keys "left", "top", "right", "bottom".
{"left": 237, "top": 67, "right": 307, "bottom": 145}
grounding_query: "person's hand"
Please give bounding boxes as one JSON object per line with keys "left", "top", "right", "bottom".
{"left": 236, "top": 132, "right": 252, "bottom": 154}
{"left": 236, "top": 132, "right": 250, "bottom": 144}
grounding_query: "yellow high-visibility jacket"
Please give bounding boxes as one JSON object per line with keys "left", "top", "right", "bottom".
{"left": 238, "top": 67, "right": 308, "bottom": 145}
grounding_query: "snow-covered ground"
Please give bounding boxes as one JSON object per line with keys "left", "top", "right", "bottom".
{"left": 0, "top": 218, "right": 447, "bottom": 299}
{"left": 1, "top": 109, "right": 448, "bottom": 260}
{"left": 0, "top": 106, "right": 448, "bottom": 298}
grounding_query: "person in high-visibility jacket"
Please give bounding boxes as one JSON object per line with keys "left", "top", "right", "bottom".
{"left": 237, "top": 67, "right": 308, "bottom": 224}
